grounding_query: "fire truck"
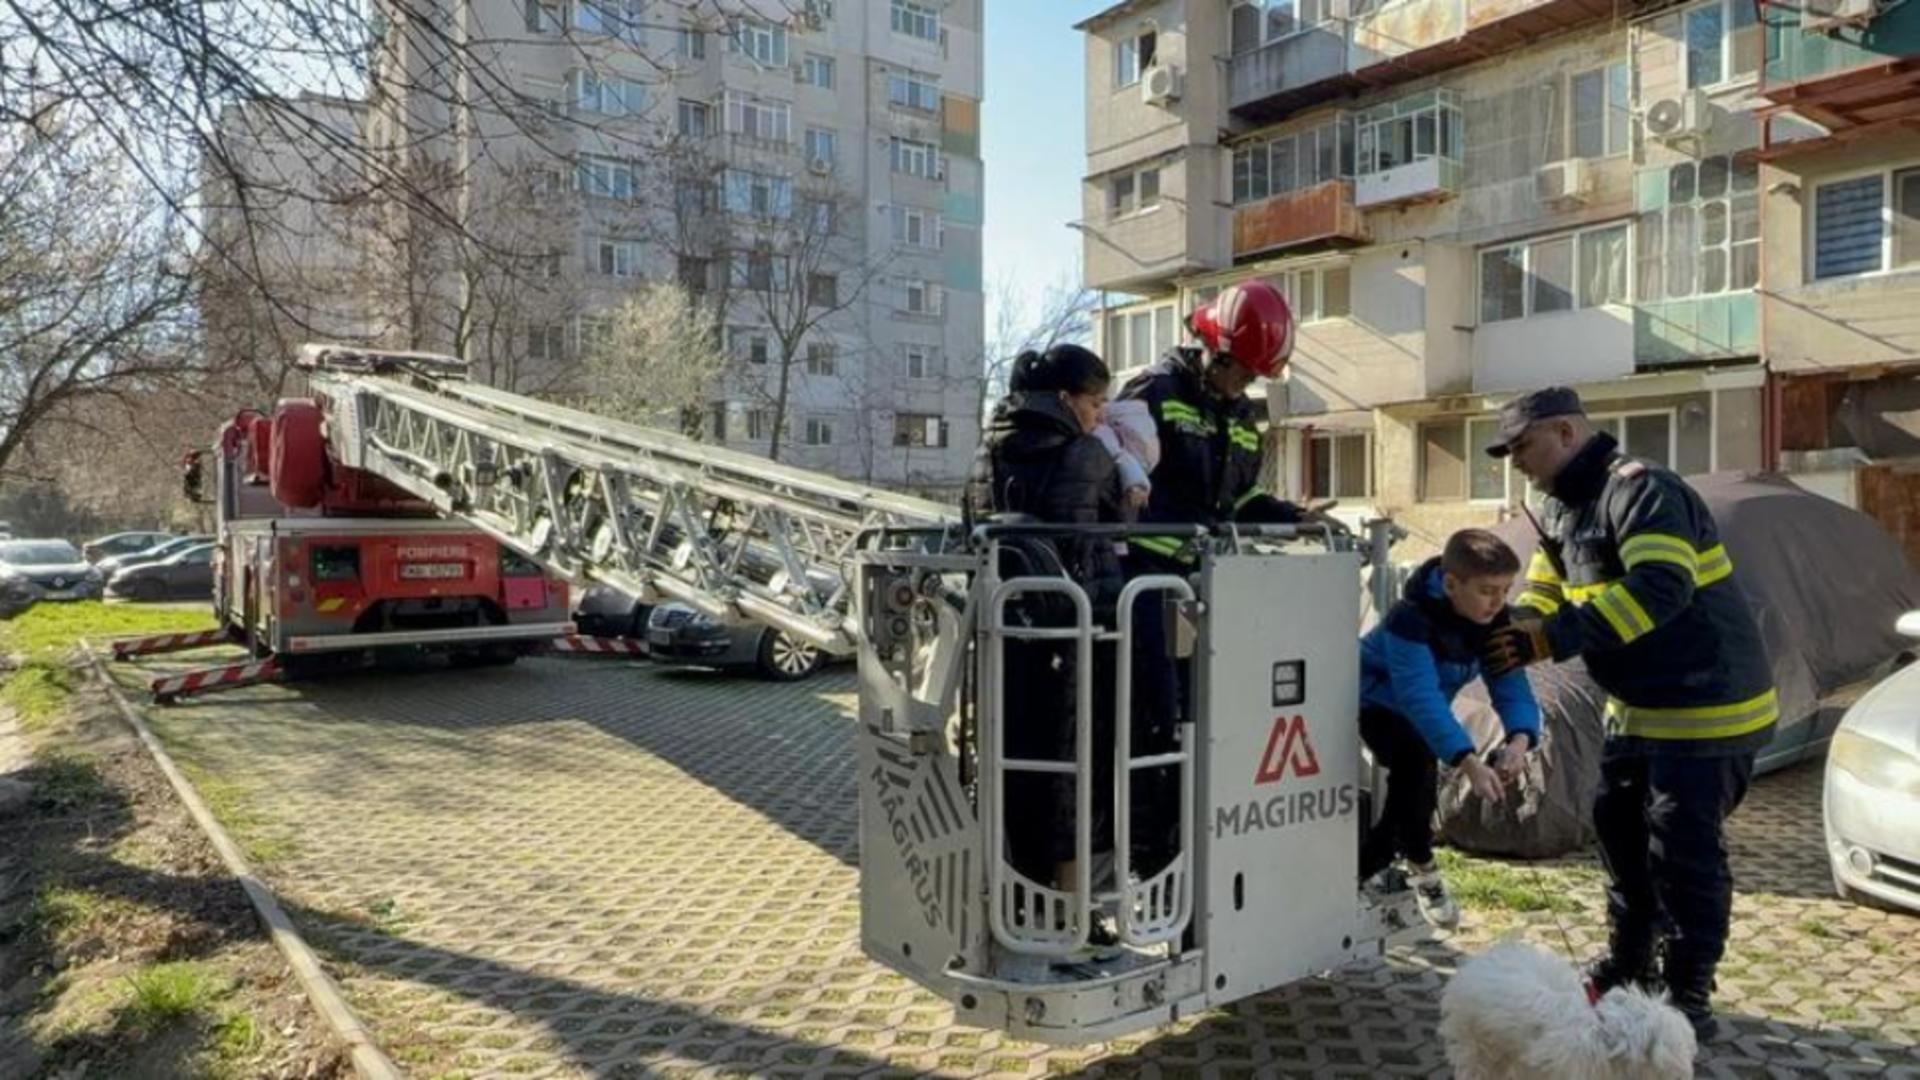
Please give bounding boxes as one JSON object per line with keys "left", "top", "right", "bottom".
{"left": 114, "top": 343, "right": 1420, "bottom": 1043}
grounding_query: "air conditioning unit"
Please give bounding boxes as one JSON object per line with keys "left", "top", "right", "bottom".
{"left": 1534, "top": 159, "right": 1594, "bottom": 204}
{"left": 1142, "top": 64, "right": 1183, "bottom": 107}
{"left": 807, "top": 156, "right": 833, "bottom": 175}
{"left": 1803, "top": 0, "right": 1879, "bottom": 32}
{"left": 1645, "top": 89, "right": 1714, "bottom": 144}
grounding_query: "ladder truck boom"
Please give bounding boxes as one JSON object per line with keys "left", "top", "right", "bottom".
{"left": 298, "top": 344, "right": 954, "bottom": 653}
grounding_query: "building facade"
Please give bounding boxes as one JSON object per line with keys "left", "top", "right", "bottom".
{"left": 1079, "top": 0, "right": 1920, "bottom": 558}
{"left": 321, "top": 0, "right": 986, "bottom": 495}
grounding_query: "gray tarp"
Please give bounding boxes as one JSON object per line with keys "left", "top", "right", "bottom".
{"left": 1436, "top": 472, "right": 1920, "bottom": 858}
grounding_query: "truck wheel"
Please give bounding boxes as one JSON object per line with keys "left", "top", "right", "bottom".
{"left": 270, "top": 399, "right": 328, "bottom": 509}
{"left": 755, "top": 630, "right": 820, "bottom": 682}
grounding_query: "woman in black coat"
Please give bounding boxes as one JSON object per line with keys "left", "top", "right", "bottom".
{"left": 967, "top": 345, "right": 1125, "bottom": 904}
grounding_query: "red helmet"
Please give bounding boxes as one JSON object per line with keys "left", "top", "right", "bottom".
{"left": 1189, "top": 280, "right": 1295, "bottom": 379}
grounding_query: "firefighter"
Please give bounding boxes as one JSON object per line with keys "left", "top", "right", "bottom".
{"left": 1479, "top": 387, "right": 1775, "bottom": 1043}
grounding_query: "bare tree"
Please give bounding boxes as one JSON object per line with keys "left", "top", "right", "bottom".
{"left": 976, "top": 273, "right": 1100, "bottom": 421}
{"left": 580, "top": 281, "right": 728, "bottom": 437}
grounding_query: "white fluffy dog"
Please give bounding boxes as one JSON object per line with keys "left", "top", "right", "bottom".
{"left": 1438, "top": 941, "right": 1698, "bottom": 1080}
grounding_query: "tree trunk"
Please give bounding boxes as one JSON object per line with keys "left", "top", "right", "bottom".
{"left": 767, "top": 341, "right": 799, "bottom": 462}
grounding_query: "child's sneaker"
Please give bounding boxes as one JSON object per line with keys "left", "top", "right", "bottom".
{"left": 1361, "top": 865, "right": 1412, "bottom": 903}
{"left": 1407, "top": 862, "right": 1460, "bottom": 929}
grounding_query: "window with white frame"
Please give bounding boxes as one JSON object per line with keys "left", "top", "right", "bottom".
{"left": 592, "top": 237, "right": 642, "bottom": 277}
{"left": 1811, "top": 166, "right": 1920, "bottom": 280}
{"left": 1230, "top": 0, "right": 1336, "bottom": 53}
{"left": 904, "top": 280, "right": 943, "bottom": 316}
{"left": 894, "top": 413, "right": 949, "bottom": 447}
{"left": 1356, "top": 91, "right": 1462, "bottom": 179}
{"left": 806, "top": 342, "right": 837, "bottom": 376}
{"left": 747, "top": 408, "right": 772, "bottom": 439}
{"left": 526, "top": 322, "right": 565, "bottom": 361}
{"left": 1108, "top": 165, "right": 1161, "bottom": 218}
{"left": 725, "top": 94, "right": 790, "bottom": 144}
{"left": 891, "top": 137, "right": 942, "bottom": 179}
{"left": 729, "top": 20, "right": 789, "bottom": 66}
{"left": 1682, "top": 0, "right": 1760, "bottom": 91}
{"left": 676, "top": 99, "right": 710, "bottom": 138}
{"left": 801, "top": 196, "right": 835, "bottom": 234}
{"left": 1307, "top": 432, "right": 1370, "bottom": 500}
{"left": 1480, "top": 222, "right": 1630, "bottom": 323}
{"left": 1567, "top": 62, "right": 1630, "bottom": 160}
{"left": 904, "top": 344, "right": 941, "bottom": 379}
{"left": 722, "top": 169, "right": 792, "bottom": 218}
{"left": 1264, "top": 265, "right": 1352, "bottom": 323}
{"left": 805, "top": 417, "right": 835, "bottom": 446}
{"left": 803, "top": 54, "right": 835, "bottom": 89}
{"left": 526, "top": 1, "right": 562, "bottom": 34}
{"left": 678, "top": 27, "right": 706, "bottom": 60}
{"left": 573, "top": 70, "right": 642, "bottom": 117}
{"left": 1232, "top": 115, "right": 1356, "bottom": 204}
{"left": 888, "top": 74, "right": 940, "bottom": 111}
{"left": 576, "top": 155, "right": 635, "bottom": 199}
{"left": 732, "top": 328, "right": 772, "bottom": 365}
{"left": 892, "top": 206, "right": 943, "bottom": 248}
{"left": 891, "top": 0, "right": 939, "bottom": 42}
{"left": 804, "top": 127, "right": 837, "bottom": 167}
{"left": 573, "top": 0, "right": 642, "bottom": 41}
{"left": 1424, "top": 410, "right": 1675, "bottom": 503}
{"left": 1636, "top": 155, "right": 1758, "bottom": 300}
{"left": 1113, "top": 28, "right": 1157, "bottom": 88}
{"left": 808, "top": 273, "right": 838, "bottom": 307}
{"left": 804, "top": 0, "right": 834, "bottom": 21}
{"left": 1104, "top": 303, "right": 1177, "bottom": 371}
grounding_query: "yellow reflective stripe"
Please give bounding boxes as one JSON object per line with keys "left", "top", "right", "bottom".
{"left": 1565, "top": 581, "right": 1608, "bottom": 602}
{"left": 1516, "top": 590, "right": 1562, "bottom": 616}
{"left": 1608, "top": 583, "right": 1655, "bottom": 638}
{"left": 1160, "top": 401, "right": 1203, "bottom": 424}
{"left": 1230, "top": 431, "right": 1260, "bottom": 451}
{"left": 1129, "top": 535, "right": 1185, "bottom": 557}
{"left": 1588, "top": 588, "right": 1640, "bottom": 643}
{"left": 1588, "top": 583, "right": 1654, "bottom": 643}
{"left": 1696, "top": 543, "right": 1733, "bottom": 586}
{"left": 1233, "top": 486, "right": 1267, "bottom": 510}
{"left": 1525, "top": 549, "right": 1562, "bottom": 586}
{"left": 1621, "top": 533, "right": 1699, "bottom": 575}
{"left": 1607, "top": 688, "right": 1779, "bottom": 740}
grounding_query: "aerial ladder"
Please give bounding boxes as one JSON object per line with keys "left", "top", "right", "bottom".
{"left": 142, "top": 345, "right": 1424, "bottom": 1043}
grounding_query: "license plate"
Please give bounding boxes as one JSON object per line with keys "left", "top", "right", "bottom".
{"left": 43, "top": 590, "right": 76, "bottom": 600}
{"left": 649, "top": 629, "right": 674, "bottom": 646}
{"left": 400, "top": 563, "right": 466, "bottom": 580}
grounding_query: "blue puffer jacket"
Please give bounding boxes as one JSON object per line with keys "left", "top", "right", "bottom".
{"left": 1360, "top": 557, "right": 1542, "bottom": 765}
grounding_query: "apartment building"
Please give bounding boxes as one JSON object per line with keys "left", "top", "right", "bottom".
{"left": 343, "top": 0, "right": 985, "bottom": 495}
{"left": 1078, "top": 0, "right": 1785, "bottom": 552}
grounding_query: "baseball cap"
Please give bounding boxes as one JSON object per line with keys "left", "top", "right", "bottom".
{"left": 1485, "top": 386, "right": 1586, "bottom": 459}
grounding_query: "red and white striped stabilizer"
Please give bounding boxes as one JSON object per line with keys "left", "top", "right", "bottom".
{"left": 149, "top": 658, "right": 281, "bottom": 702}
{"left": 110, "top": 628, "right": 233, "bottom": 661}
{"left": 549, "top": 634, "right": 648, "bottom": 657}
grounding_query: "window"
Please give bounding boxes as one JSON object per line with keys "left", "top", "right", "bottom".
{"left": 805, "top": 0, "right": 834, "bottom": 21}
{"left": 894, "top": 413, "right": 949, "bottom": 447}
{"left": 888, "top": 74, "right": 940, "bottom": 111}
{"left": 1113, "top": 29, "right": 1156, "bottom": 88}
{"left": 1356, "top": 92, "right": 1462, "bottom": 179}
{"left": 806, "top": 342, "right": 837, "bottom": 376}
{"left": 904, "top": 280, "right": 942, "bottom": 316}
{"left": 890, "top": 137, "right": 941, "bottom": 179}
{"left": 526, "top": 1, "right": 561, "bottom": 34}
{"left": 808, "top": 273, "right": 838, "bottom": 307}
{"left": 1479, "top": 222, "right": 1630, "bottom": 323}
{"left": 904, "top": 344, "right": 940, "bottom": 379}
{"left": 1420, "top": 421, "right": 1468, "bottom": 502}
{"left": 1232, "top": 115, "right": 1356, "bottom": 204}
{"left": 805, "top": 417, "right": 836, "bottom": 446}
{"left": 593, "top": 237, "right": 641, "bottom": 277}
{"left": 805, "top": 127, "right": 837, "bottom": 167}
{"left": 577, "top": 315, "right": 614, "bottom": 355}
{"left": 747, "top": 408, "right": 772, "bottom": 439}
{"left": 733, "top": 329, "right": 771, "bottom": 365}
{"left": 526, "top": 323, "right": 565, "bottom": 361}
{"left": 678, "top": 27, "right": 706, "bottom": 60}
{"left": 1568, "top": 62, "right": 1630, "bottom": 160}
{"left": 1109, "top": 165, "right": 1161, "bottom": 217}
{"left": 802, "top": 196, "right": 835, "bottom": 234}
{"left": 576, "top": 155, "right": 634, "bottom": 199}
{"left": 573, "top": 0, "right": 642, "bottom": 42}
{"left": 1638, "top": 155, "right": 1758, "bottom": 299}
{"left": 675, "top": 178, "right": 715, "bottom": 217}
{"left": 803, "top": 54, "right": 835, "bottom": 89}
{"left": 574, "top": 70, "right": 642, "bottom": 117}
{"left": 678, "top": 255, "right": 710, "bottom": 294}
{"left": 676, "top": 99, "right": 711, "bottom": 138}
{"left": 893, "top": 207, "right": 943, "bottom": 248}
{"left": 1103, "top": 302, "right": 1178, "bottom": 369}
{"left": 1307, "top": 433, "right": 1370, "bottom": 500}
{"left": 1683, "top": 0, "right": 1760, "bottom": 91}
{"left": 725, "top": 94, "right": 790, "bottom": 144}
{"left": 1265, "top": 265, "right": 1351, "bottom": 322}
{"left": 1812, "top": 166, "right": 1920, "bottom": 280}
{"left": 729, "top": 20, "right": 789, "bottom": 66}
{"left": 730, "top": 251, "right": 788, "bottom": 292}
{"left": 1425, "top": 410, "right": 1675, "bottom": 503}
{"left": 891, "top": 0, "right": 939, "bottom": 42}
{"left": 722, "top": 169, "right": 793, "bottom": 218}
{"left": 1231, "top": 0, "right": 1335, "bottom": 50}
{"left": 1592, "top": 412, "right": 1676, "bottom": 468}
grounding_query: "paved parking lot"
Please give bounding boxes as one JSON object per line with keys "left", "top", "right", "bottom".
{"left": 128, "top": 654, "right": 1920, "bottom": 1078}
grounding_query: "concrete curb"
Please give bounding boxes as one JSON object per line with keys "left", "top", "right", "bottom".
{"left": 81, "top": 643, "right": 403, "bottom": 1080}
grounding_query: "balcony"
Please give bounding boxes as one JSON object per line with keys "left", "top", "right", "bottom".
{"left": 1758, "top": 0, "right": 1920, "bottom": 155}
{"left": 1234, "top": 180, "right": 1370, "bottom": 258}
{"left": 1228, "top": 23, "right": 1360, "bottom": 122}
{"left": 1356, "top": 157, "right": 1464, "bottom": 206}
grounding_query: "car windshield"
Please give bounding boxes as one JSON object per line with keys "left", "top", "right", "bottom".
{"left": 165, "top": 545, "right": 214, "bottom": 564}
{"left": 135, "top": 538, "right": 194, "bottom": 558}
{"left": 0, "top": 541, "right": 83, "bottom": 565}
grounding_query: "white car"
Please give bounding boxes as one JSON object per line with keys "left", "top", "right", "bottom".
{"left": 1824, "top": 610, "right": 1920, "bottom": 913}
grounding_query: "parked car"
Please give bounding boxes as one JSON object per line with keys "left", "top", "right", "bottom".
{"left": 1824, "top": 610, "right": 1920, "bottom": 914}
{"left": 573, "top": 584, "right": 653, "bottom": 640}
{"left": 95, "top": 533, "right": 213, "bottom": 576}
{"left": 0, "top": 539, "right": 103, "bottom": 611}
{"left": 645, "top": 602, "right": 826, "bottom": 681}
{"left": 106, "top": 543, "right": 216, "bottom": 602}
{"left": 83, "top": 530, "right": 176, "bottom": 563}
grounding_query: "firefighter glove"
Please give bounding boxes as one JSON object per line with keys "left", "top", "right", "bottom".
{"left": 1482, "top": 613, "right": 1551, "bottom": 679}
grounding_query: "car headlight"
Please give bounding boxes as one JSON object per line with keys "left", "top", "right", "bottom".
{"left": 1830, "top": 728, "right": 1920, "bottom": 799}
{"left": 688, "top": 612, "right": 721, "bottom": 632}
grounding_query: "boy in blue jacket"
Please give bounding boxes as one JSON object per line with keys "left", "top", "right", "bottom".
{"left": 1360, "top": 528, "right": 1541, "bottom": 928}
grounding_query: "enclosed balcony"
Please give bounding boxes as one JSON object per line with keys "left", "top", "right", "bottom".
{"left": 1353, "top": 92, "right": 1464, "bottom": 208}
{"left": 1758, "top": 0, "right": 1920, "bottom": 155}
{"left": 1230, "top": 115, "right": 1368, "bottom": 257}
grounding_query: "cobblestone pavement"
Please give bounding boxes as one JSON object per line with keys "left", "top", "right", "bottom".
{"left": 129, "top": 654, "right": 1920, "bottom": 1079}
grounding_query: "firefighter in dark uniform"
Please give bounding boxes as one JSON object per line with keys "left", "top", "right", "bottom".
{"left": 1480, "top": 387, "right": 1776, "bottom": 1042}
{"left": 1114, "top": 280, "right": 1312, "bottom": 874}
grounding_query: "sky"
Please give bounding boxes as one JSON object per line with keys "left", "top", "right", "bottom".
{"left": 980, "top": 1, "right": 1116, "bottom": 341}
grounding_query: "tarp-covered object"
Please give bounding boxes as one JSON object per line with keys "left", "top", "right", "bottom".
{"left": 1437, "top": 472, "right": 1920, "bottom": 858}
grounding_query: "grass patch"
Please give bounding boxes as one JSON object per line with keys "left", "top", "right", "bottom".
{"left": 176, "top": 763, "right": 297, "bottom": 866}
{"left": 1798, "top": 918, "right": 1835, "bottom": 939}
{"left": 1435, "top": 850, "right": 1584, "bottom": 914}
{"left": 0, "top": 600, "right": 216, "bottom": 661}
{"left": 31, "top": 754, "right": 109, "bottom": 812}
{"left": 122, "top": 961, "right": 232, "bottom": 1031}
{"left": 1, "top": 661, "right": 80, "bottom": 729}
{"left": 30, "top": 886, "right": 103, "bottom": 942}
